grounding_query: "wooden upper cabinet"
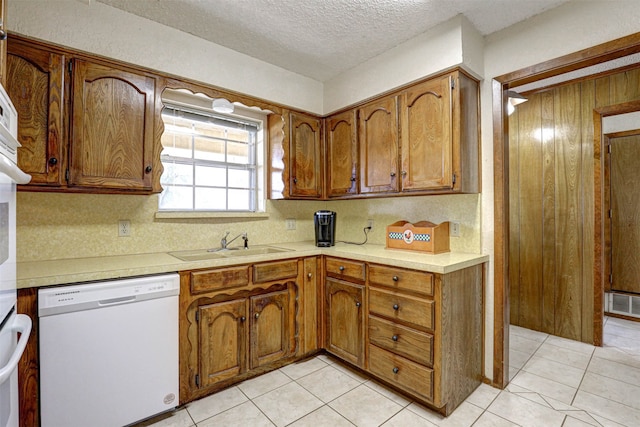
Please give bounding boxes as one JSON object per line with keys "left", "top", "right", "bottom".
{"left": 358, "top": 96, "right": 399, "bottom": 194}
{"left": 289, "top": 111, "right": 323, "bottom": 198}
{"left": 68, "top": 59, "right": 155, "bottom": 191}
{"left": 326, "top": 110, "right": 358, "bottom": 197}
{"left": 400, "top": 75, "right": 453, "bottom": 192}
{"left": 7, "top": 38, "right": 65, "bottom": 186}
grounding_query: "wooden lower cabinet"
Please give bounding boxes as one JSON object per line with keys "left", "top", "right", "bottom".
{"left": 180, "top": 258, "right": 313, "bottom": 403}
{"left": 365, "top": 263, "right": 483, "bottom": 415}
{"left": 250, "top": 289, "right": 291, "bottom": 368}
{"left": 198, "top": 299, "right": 247, "bottom": 388}
{"left": 325, "top": 277, "right": 365, "bottom": 367}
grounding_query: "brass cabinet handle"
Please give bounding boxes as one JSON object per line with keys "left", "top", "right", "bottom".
{"left": 254, "top": 313, "right": 260, "bottom": 319}
{"left": 240, "top": 316, "right": 246, "bottom": 322}
{"left": 339, "top": 266, "right": 345, "bottom": 271}
{"left": 355, "top": 301, "right": 361, "bottom": 308}
{"left": 145, "top": 165, "right": 152, "bottom": 173}
{"left": 393, "top": 304, "right": 399, "bottom": 311}
{"left": 392, "top": 276, "right": 399, "bottom": 282}
{"left": 393, "top": 367, "right": 399, "bottom": 374}
{"left": 401, "top": 171, "right": 407, "bottom": 176}
{"left": 307, "top": 273, "right": 312, "bottom": 279}
{"left": 390, "top": 172, "right": 396, "bottom": 177}
{"left": 392, "top": 335, "right": 398, "bottom": 341}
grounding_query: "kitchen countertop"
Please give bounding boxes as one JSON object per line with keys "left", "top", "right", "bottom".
{"left": 17, "top": 241, "right": 489, "bottom": 289}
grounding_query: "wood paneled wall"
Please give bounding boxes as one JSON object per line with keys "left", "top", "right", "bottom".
{"left": 508, "top": 68, "right": 640, "bottom": 342}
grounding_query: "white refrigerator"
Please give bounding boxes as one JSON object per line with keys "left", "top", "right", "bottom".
{"left": 0, "top": 82, "right": 32, "bottom": 427}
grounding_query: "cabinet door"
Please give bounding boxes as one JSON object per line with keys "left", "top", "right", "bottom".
{"left": 7, "top": 39, "right": 65, "bottom": 186}
{"left": 358, "top": 96, "right": 399, "bottom": 194}
{"left": 69, "top": 59, "right": 155, "bottom": 191}
{"left": 400, "top": 75, "right": 453, "bottom": 191}
{"left": 250, "top": 289, "right": 292, "bottom": 369}
{"left": 326, "top": 110, "right": 357, "bottom": 197}
{"left": 289, "top": 112, "right": 322, "bottom": 198}
{"left": 198, "top": 299, "right": 248, "bottom": 388}
{"left": 325, "top": 278, "right": 364, "bottom": 366}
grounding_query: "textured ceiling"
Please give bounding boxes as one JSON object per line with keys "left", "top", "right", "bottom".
{"left": 96, "top": 0, "right": 568, "bottom": 81}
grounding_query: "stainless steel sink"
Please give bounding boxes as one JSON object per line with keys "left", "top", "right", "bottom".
{"left": 169, "top": 246, "right": 292, "bottom": 261}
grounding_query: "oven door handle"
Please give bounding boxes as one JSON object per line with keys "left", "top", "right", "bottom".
{"left": 0, "top": 314, "right": 32, "bottom": 385}
{"left": 0, "top": 151, "right": 31, "bottom": 184}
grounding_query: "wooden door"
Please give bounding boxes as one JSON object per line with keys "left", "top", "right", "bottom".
{"left": 250, "top": 289, "right": 291, "bottom": 369}
{"left": 289, "top": 112, "right": 322, "bottom": 198}
{"left": 326, "top": 110, "right": 357, "bottom": 197}
{"left": 7, "top": 38, "right": 65, "bottom": 186}
{"left": 358, "top": 96, "right": 399, "bottom": 194}
{"left": 198, "top": 299, "right": 247, "bottom": 388}
{"left": 609, "top": 132, "right": 640, "bottom": 294}
{"left": 400, "top": 75, "right": 453, "bottom": 191}
{"left": 325, "top": 278, "right": 364, "bottom": 366}
{"left": 69, "top": 59, "right": 155, "bottom": 191}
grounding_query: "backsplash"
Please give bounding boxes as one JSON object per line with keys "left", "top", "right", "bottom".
{"left": 16, "top": 192, "right": 481, "bottom": 261}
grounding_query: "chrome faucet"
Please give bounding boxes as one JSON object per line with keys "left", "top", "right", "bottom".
{"left": 220, "top": 231, "right": 248, "bottom": 249}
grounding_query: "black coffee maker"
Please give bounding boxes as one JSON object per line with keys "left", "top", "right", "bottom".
{"left": 314, "top": 210, "right": 336, "bottom": 247}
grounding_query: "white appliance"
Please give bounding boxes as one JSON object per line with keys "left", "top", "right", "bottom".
{"left": 0, "top": 83, "right": 32, "bottom": 427}
{"left": 38, "top": 273, "right": 180, "bottom": 427}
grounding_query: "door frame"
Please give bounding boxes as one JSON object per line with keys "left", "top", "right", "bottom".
{"left": 594, "top": 104, "right": 640, "bottom": 313}
{"left": 492, "top": 32, "right": 640, "bottom": 388}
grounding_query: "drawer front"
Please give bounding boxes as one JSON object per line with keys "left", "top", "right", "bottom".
{"left": 253, "top": 260, "right": 298, "bottom": 283}
{"left": 369, "top": 264, "right": 433, "bottom": 296}
{"left": 191, "top": 266, "right": 250, "bottom": 294}
{"left": 369, "top": 288, "right": 434, "bottom": 330}
{"left": 369, "top": 345, "right": 433, "bottom": 401}
{"left": 325, "top": 257, "right": 366, "bottom": 282}
{"left": 368, "top": 316, "right": 433, "bottom": 366}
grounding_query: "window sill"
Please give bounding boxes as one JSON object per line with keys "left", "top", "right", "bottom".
{"left": 155, "top": 211, "right": 270, "bottom": 220}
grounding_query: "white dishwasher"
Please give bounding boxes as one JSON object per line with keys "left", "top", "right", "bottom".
{"left": 38, "top": 273, "right": 180, "bottom": 427}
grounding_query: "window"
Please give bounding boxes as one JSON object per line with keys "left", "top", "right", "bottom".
{"left": 159, "top": 103, "right": 265, "bottom": 212}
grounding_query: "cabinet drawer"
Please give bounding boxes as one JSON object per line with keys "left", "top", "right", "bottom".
{"left": 368, "top": 316, "right": 433, "bottom": 366}
{"left": 369, "top": 345, "right": 433, "bottom": 401}
{"left": 253, "top": 260, "right": 298, "bottom": 283}
{"left": 368, "top": 264, "right": 433, "bottom": 296}
{"left": 326, "top": 257, "right": 365, "bottom": 282}
{"left": 191, "top": 266, "right": 250, "bottom": 294}
{"left": 369, "top": 288, "right": 434, "bottom": 330}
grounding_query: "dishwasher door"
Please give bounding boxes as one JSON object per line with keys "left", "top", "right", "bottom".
{"left": 38, "top": 274, "right": 179, "bottom": 427}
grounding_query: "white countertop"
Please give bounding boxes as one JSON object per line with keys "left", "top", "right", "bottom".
{"left": 17, "top": 241, "right": 489, "bottom": 289}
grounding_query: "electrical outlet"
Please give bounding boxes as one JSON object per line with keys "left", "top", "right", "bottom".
{"left": 450, "top": 221, "right": 460, "bottom": 237}
{"left": 367, "top": 219, "right": 374, "bottom": 230}
{"left": 285, "top": 218, "right": 296, "bottom": 230}
{"left": 118, "top": 220, "right": 131, "bottom": 237}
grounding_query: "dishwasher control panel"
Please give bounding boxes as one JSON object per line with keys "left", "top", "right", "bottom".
{"left": 38, "top": 273, "right": 180, "bottom": 317}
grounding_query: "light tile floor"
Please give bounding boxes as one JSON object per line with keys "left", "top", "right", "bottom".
{"left": 139, "top": 316, "right": 640, "bottom": 427}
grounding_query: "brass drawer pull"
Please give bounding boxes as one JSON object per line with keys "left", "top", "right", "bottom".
{"left": 393, "top": 304, "right": 399, "bottom": 311}
{"left": 393, "top": 367, "right": 399, "bottom": 374}
{"left": 392, "top": 335, "right": 398, "bottom": 342}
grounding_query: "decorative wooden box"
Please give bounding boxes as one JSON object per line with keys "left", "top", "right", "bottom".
{"left": 386, "top": 220, "right": 450, "bottom": 254}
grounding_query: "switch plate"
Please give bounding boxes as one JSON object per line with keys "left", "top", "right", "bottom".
{"left": 118, "top": 220, "right": 131, "bottom": 237}
{"left": 285, "top": 218, "right": 296, "bottom": 230}
{"left": 450, "top": 221, "right": 460, "bottom": 237}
